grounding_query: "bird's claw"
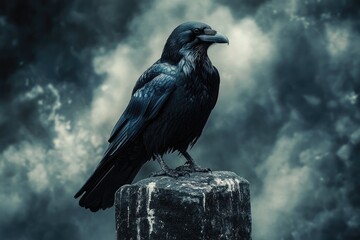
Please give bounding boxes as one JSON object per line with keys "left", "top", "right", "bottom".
{"left": 150, "top": 169, "right": 189, "bottom": 178}
{"left": 175, "top": 165, "right": 192, "bottom": 172}
{"left": 175, "top": 164, "right": 211, "bottom": 173}
{"left": 199, "top": 167, "right": 212, "bottom": 173}
{"left": 192, "top": 166, "right": 212, "bottom": 173}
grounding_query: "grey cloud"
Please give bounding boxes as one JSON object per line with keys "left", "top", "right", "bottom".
{"left": 1, "top": 0, "right": 360, "bottom": 240}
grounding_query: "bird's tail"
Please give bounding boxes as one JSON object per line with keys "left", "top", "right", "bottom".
{"left": 74, "top": 154, "right": 145, "bottom": 212}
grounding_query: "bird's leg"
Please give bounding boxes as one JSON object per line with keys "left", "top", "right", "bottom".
{"left": 150, "top": 155, "right": 189, "bottom": 178}
{"left": 176, "top": 151, "right": 211, "bottom": 173}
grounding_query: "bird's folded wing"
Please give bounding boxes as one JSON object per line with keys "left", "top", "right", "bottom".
{"left": 105, "top": 74, "right": 176, "bottom": 158}
{"left": 74, "top": 75, "right": 176, "bottom": 199}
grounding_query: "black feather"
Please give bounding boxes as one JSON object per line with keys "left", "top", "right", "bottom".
{"left": 74, "top": 21, "right": 227, "bottom": 211}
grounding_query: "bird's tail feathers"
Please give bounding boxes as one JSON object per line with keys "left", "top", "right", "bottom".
{"left": 74, "top": 155, "right": 144, "bottom": 212}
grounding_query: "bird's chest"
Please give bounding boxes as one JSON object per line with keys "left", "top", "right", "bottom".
{"left": 183, "top": 80, "right": 211, "bottom": 108}
{"left": 163, "top": 81, "right": 213, "bottom": 137}
{"left": 180, "top": 71, "right": 216, "bottom": 108}
{"left": 178, "top": 58, "right": 217, "bottom": 103}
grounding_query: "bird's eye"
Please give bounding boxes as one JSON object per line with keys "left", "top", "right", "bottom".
{"left": 193, "top": 28, "right": 201, "bottom": 34}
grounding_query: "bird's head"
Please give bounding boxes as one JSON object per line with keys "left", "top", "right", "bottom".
{"left": 161, "top": 22, "right": 229, "bottom": 64}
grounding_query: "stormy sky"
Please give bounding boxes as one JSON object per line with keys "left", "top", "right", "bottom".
{"left": 1, "top": 0, "right": 359, "bottom": 239}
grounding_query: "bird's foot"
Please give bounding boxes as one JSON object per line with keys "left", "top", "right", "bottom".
{"left": 175, "top": 164, "right": 211, "bottom": 173}
{"left": 192, "top": 165, "right": 212, "bottom": 173}
{"left": 150, "top": 168, "right": 190, "bottom": 178}
{"left": 174, "top": 165, "right": 192, "bottom": 172}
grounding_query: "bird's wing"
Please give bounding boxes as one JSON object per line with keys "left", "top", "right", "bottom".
{"left": 74, "top": 74, "right": 176, "bottom": 203}
{"left": 106, "top": 73, "right": 176, "bottom": 156}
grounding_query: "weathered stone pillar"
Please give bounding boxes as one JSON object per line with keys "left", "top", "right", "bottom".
{"left": 115, "top": 171, "right": 251, "bottom": 240}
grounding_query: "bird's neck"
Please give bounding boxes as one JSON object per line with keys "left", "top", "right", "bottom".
{"left": 178, "top": 49, "right": 213, "bottom": 77}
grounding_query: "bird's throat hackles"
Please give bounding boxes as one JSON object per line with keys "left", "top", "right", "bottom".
{"left": 179, "top": 45, "right": 213, "bottom": 77}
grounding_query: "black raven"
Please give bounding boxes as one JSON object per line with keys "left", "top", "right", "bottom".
{"left": 74, "top": 21, "right": 229, "bottom": 211}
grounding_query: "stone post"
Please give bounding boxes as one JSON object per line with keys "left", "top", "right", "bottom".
{"left": 115, "top": 171, "right": 251, "bottom": 240}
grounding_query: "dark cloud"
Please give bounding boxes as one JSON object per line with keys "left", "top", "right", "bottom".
{"left": 0, "top": 0, "right": 360, "bottom": 240}
{"left": 220, "top": 0, "right": 269, "bottom": 17}
{"left": 0, "top": 0, "right": 143, "bottom": 149}
{"left": 0, "top": 1, "right": 143, "bottom": 240}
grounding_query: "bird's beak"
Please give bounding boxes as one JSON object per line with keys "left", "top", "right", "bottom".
{"left": 197, "top": 29, "right": 229, "bottom": 44}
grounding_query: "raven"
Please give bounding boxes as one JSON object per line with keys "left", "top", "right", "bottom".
{"left": 74, "top": 21, "right": 229, "bottom": 211}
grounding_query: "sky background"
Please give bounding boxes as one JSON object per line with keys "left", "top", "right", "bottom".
{"left": 1, "top": 0, "right": 360, "bottom": 239}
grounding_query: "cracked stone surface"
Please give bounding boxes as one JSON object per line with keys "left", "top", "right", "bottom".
{"left": 115, "top": 171, "right": 251, "bottom": 240}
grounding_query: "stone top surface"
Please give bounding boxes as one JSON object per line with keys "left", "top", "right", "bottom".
{"left": 123, "top": 171, "right": 249, "bottom": 196}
